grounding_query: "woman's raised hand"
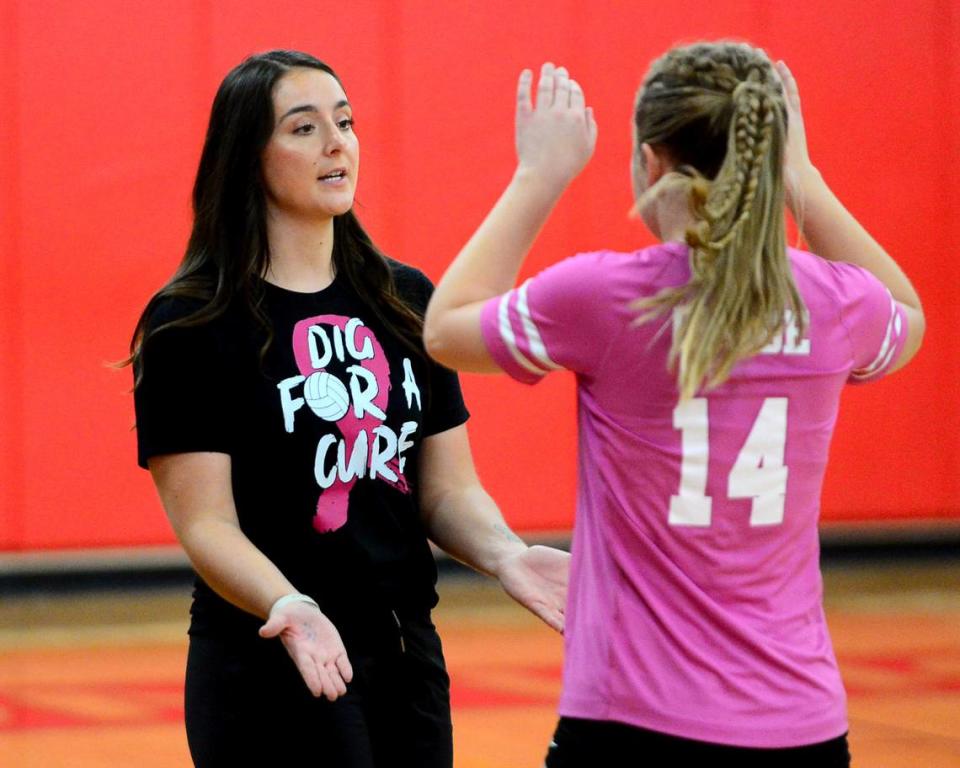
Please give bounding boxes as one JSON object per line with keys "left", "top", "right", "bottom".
{"left": 515, "top": 63, "right": 597, "bottom": 190}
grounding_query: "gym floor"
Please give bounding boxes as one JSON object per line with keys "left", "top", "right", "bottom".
{"left": 0, "top": 557, "right": 957, "bottom": 767}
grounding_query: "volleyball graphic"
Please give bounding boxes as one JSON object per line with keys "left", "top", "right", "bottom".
{"left": 303, "top": 371, "right": 350, "bottom": 422}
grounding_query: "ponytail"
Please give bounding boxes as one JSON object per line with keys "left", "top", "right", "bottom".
{"left": 632, "top": 43, "right": 805, "bottom": 400}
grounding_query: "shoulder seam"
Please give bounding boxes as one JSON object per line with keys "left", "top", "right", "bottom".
{"left": 818, "top": 261, "right": 859, "bottom": 376}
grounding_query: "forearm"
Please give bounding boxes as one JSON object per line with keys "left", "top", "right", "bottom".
{"left": 792, "top": 166, "right": 922, "bottom": 310}
{"left": 424, "top": 65, "right": 595, "bottom": 371}
{"left": 176, "top": 516, "right": 297, "bottom": 620}
{"left": 428, "top": 169, "right": 563, "bottom": 315}
{"left": 423, "top": 169, "right": 566, "bottom": 370}
{"left": 422, "top": 483, "right": 527, "bottom": 578}
{"left": 429, "top": 62, "right": 594, "bottom": 315}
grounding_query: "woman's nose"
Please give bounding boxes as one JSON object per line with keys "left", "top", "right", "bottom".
{"left": 324, "top": 125, "right": 346, "bottom": 155}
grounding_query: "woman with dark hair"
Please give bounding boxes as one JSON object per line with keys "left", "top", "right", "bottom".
{"left": 129, "top": 50, "right": 568, "bottom": 767}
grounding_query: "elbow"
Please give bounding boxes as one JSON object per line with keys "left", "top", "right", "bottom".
{"left": 422, "top": 307, "right": 453, "bottom": 367}
{"left": 891, "top": 303, "right": 926, "bottom": 373}
{"left": 422, "top": 302, "right": 494, "bottom": 372}
{"left": 910, "top": 306, "right": 927, "bottom": 356}
{"left": 422, "top": 335, "right": 444, "bottom": 367}
{"left": 423, "top": 332, "right": 457, "bottom": 371}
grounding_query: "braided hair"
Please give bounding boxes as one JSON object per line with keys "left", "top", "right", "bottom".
{"left": 631, "top": 42, "right": 805, "bottom": 400}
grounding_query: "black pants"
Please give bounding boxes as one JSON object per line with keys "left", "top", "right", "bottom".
{"left": 184, "top": 612, "right": 452, "bottom": 767}
{"left": 545, "top": 717, "right": 851, "bottom": 767}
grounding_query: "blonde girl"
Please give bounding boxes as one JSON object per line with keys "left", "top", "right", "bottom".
{"left": 424, "top": 43, "right": 923, "bottom": 765}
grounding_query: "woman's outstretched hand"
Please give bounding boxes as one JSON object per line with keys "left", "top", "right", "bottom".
{"left": 497, "top": 544, "right": 570, "bottom": 633}
{"left": 515, "top": 63, "right": 597, "bottom": 191}
{"left": 259, "top": 599, "right": 354, "bottom": 701}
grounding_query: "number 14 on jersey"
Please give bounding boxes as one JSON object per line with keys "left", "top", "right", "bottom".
{"left": 670, "top": 397, "right": 789, "bottom": 527}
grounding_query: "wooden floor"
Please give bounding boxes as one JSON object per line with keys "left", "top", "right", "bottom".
{"left": 0, "top": 559, "right": 957, "bottom": 767}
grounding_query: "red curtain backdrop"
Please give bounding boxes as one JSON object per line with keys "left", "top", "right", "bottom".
{"left": 1, "top": 0, "right": 956, "bottom": 550}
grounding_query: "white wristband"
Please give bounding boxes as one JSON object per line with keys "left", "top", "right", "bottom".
{"left": 269, "top": 593, "right": 319, "bottom": 616}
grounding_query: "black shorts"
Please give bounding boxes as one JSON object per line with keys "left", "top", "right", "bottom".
{"left": 544, "top": 717, "right": 851, "bottom": 767}
{"left": 184, "top": 610, "right": 452, "bottom": 768}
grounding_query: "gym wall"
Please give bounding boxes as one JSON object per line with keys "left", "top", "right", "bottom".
{"left": 0, "top": 0, "right": 956, "bottom": 551}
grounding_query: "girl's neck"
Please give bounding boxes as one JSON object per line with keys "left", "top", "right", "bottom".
{"left": 636, "top": 172, "right": 695, "bottom": 244}
{"left": 264, "top": 211, "right": 336, "bottom": 292}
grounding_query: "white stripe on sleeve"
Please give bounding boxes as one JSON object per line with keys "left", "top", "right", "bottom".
{"left": 851, "top": 293, "right": 901, "bottom": 379}
{"left": 517, "top": 280, "right": 563, "bottom": 372}
{"left": 498, "top": 292, "right": 549, "bottom": 377}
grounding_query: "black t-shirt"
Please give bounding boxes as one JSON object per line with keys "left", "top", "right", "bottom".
{"left": 134, "top": 261, "right": 469, "bottom": 637}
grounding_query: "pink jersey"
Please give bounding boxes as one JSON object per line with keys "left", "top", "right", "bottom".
{"left": 480, "top": 243, "right": 908, "bottom": 748}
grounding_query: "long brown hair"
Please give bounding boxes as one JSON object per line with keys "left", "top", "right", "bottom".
{"left": 632, "top": 42, "right": 805, "bottom": 400}
{"left": 127, "top": 50, "right": 423, "bottom": 382}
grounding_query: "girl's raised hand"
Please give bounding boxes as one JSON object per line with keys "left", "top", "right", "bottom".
{"left": 515, "top": 63, "right": 597, "bottom": 190}
{"left": 775, "top": 60, "right": 816, "bottom": 213}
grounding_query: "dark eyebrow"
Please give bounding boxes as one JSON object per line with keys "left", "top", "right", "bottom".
{"left": 278, "top": 100, "right": 351, "bottom": 123}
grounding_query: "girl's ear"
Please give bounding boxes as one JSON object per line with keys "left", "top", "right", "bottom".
{"left": 641, "top": 142, "right": 669, "bottom": 187}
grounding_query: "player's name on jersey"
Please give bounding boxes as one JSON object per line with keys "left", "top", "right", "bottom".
{"left": 673, "top": 308, "right": 809, "bottom": 357}
{"left": 759, "top": 311, "right": 810, "bottom": 356}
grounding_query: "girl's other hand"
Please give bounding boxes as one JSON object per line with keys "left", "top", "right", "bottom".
{"left": 776, "top": 60, "right": 819, "bottom": 213}
{"left": 515, "top": 62, "right": 597, "bottom": 190}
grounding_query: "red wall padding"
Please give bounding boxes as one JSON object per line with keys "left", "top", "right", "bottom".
{"left": 0, "top": 0, "right": 957, "bottom": 550}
